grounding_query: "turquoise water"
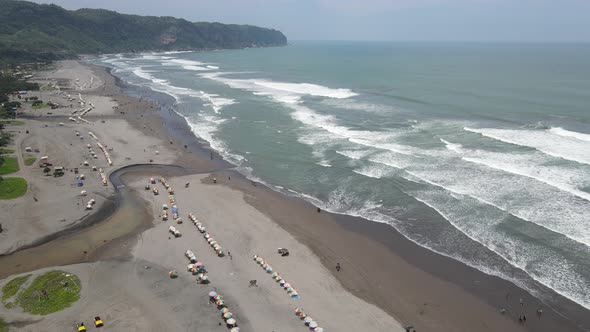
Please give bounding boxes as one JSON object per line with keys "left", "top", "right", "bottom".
{"left": 92, "top": 42, "right": 590, "bottom": 311}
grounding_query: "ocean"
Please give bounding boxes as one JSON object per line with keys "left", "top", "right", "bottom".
{"left": 91, "top": 41, "right": 590, "bottom": 311}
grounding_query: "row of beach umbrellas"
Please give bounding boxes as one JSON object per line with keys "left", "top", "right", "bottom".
{"left": 189, "top": 213, "right": 225, "bottom": 257}
{"left": 152, "top": 177, "right": 212, "bottom": 285}
{"left": 208, "top": 292, "right": 240, "bottom": 331}
{"left": 88, "top": 131, "right": 113, "bottom": 166}
{"left": 294, "top": 308, "right": 323, "bottom": 332}
{"left": 253, "top": 255, "right": 300, "bottom": 299}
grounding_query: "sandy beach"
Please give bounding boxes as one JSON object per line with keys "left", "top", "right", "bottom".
{"left": 1, "top": 60, "right": 588, "bottom": 332}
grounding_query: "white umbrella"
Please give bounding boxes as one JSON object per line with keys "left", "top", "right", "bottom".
{"left": 208, "top": 291, "right": 217, "bottom": 297}
{"left": 304, "top": 317, "right": 313, "bottom": 325}
{"left": 309, "top": 322, "right": 318, "bottom": 329}
{"left": 230, "top": 328, "right": 240, "bottom": 332}
{"left": 314, "top": 328, "right": 324, "bottom": 332}
{"left": 226, "top": 318, "right": 236, "bottom": 326}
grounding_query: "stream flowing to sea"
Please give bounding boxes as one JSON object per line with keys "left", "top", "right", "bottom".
{"left": 90, "top": 41, "right": 590, "bottom": 312}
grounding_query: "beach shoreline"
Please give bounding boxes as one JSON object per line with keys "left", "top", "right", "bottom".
{"left": 0, "top": 59, "right": 588, "bottom": 331}
{"left": 100, "top": 58, "right": 589, "bottom": 331}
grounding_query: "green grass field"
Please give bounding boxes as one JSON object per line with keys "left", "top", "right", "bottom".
{"left": 0, "top": 157, "right": 19, "bottom": 175}
{"left": 0, "top": 177, "right": 27, "bottom": 199}
{"left": 0, "top": 148, "right": 14, "bottom": 155}
{"left": 24, "top": 157, "right": 36, "bottom": 166}
{"left": 1, "top": 274, "right": 31, "bottom": 302}
{"left": 16, "top": 271, "right": 81, "bottom": 315}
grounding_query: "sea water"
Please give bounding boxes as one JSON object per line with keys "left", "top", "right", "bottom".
{"left": 91, "top": 41, "right": 590, "bottom": 311}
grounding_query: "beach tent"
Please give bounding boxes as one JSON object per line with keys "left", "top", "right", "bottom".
{"left": 77, "top": 179, "right": 84, "bottom": 187}
{"left": 226, "top": 318, "right": 236, "bottom": 327}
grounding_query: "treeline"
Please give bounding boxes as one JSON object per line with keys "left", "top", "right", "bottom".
{"left": 0, "top": 0, "right": 287, "bottom": 64}
{"left": 0, "top": 75, "right": 39, "bottom": 117}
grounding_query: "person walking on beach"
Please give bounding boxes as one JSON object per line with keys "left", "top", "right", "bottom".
{"left": 228, "top": 251, "right": 232, "bottom": 260}
{"left": 336, "top": 262, "right": 341, "bottom": 272}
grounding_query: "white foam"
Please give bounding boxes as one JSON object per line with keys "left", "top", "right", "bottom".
{"left": 550, "top": 127, "right": 590, "bottom": 142}
{"left": 201, "top": 72, "right": 357, "bottom": 101}
{"left": 183, "top": 65, "right": 212, "bottom": 71}
{"left": 336, "top": 150, "right": 372, "bottom": 160}
{"left": 462, "top": 153, "right": 590, "bottom": 201}
{"left": 162, "top": 50, "right": 196, "bottom": 55}
{"left": 252, "top": 80, "right": 357, "bottom": 99}
{"left": 352, "top": 164, "right": 392, "bottom": 179}
{"left": 465, "top": 127, "right": 590, "bottom": 165}
{"left": 165, "top": 58, "right": 207, "bottom": 66}
{"left": 440, "top": 138, "right": 464, "bottom": 153}
{"left": 206, "top": 65, "right": 220, "bottom": 69}
{"left": 321, "top": 99, "right": 398, "bottom": 114}
{"left": 317, "top": 161, "right": 333, "bottom": 167}
{"left": 405, "top": 184, "right": 590, "bottom": 310}
{"left": 198, "top": 91, "right": 236, "bottom": 113}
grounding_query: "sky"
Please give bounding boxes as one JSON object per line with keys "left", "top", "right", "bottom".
{"left": 30, "top": 0, "right": 590, "bottom": 42}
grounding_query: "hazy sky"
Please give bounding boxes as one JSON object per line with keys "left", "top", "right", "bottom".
{"left": 31, "top": 0, "right": 590, "bottom": 42}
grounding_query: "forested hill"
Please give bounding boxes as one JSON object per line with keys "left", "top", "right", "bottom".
{"left": 0, "top": 0, "right": 287, "bottom": 62}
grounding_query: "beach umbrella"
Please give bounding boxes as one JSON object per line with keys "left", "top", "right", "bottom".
{"left": 256, "top": 257, "right": 263, "bottom": 264}
{"left": 265, "top": 266, "right": 273, "bottom": 273}
{"left": 295, "top": 308, "right": 303, "bottom": 314}
{"left": 262, "top": 263, "right": 268, "bottom": 269}
{"left": 279, "top": 280, "right": 286, "bottom": 286}
{"left": 230, "top": 328, "right": 240, "bottom": 332}
{"left": 195, "top": 262, "right": 203, "bottom": 267}
{"left": 226, "top": 318, "right": 236, "bottom": 326}
{"left": 276, "top": 276, "right": 282, "bottom": 282}
{"left": 304, "top": 317, "right": 313, "bottom": 325}
{"left": 309, "top": 322, "right": 318, "bottom": 329}
{"left": 214, "top": 295, "right": 223, "bottom": 301}
{"left": 216, "top": 300, "right": 225, "bottom": 308}
{"left": 314, "top": 328, "right": 324, "bottom": 332}
{"left": 271, "top": 272, "right": 279, "bottom": 278}
{"left": 220, "top": 307, "right": 230, "bottom": 314}
{"left": 253, "top": 255, "right": 259, "bottom": 260}
{"left": 299, "top": 313, "right": 308, "bottom": 319}
{"left": 223, "top": 312, "right": 233, "bottom": 319}
{"left": 208, "top": 291, "right": 217, "bottom": 298}
{"left": 283, "top": 283, "right": 291, "bottom": 289}
{"left": 286, "top": 287, "right": 293, "bottom": 293}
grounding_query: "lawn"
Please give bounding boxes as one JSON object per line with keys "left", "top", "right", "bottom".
{"left": 1, "top": 274, "right": 31, "bottom": 302}
{"left": 24, "top": 157, "right": 36, "bottom": 166}
{"left": 0, "top": 157, "right": 19, "bottom": 175}
{"left": 0, "top": 148, "right": 14, "bottom": 155}
{"left": 16, "top": 271, "right": 81, "bottom": 315}
{"left": 32, "top": 104, "right": 49, "bottom": 110}
{"left": 0, "top": 177, "right": 27, "bottom": 199}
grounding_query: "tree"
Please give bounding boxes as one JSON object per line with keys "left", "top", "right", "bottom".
{"left": 43, "top": 166, "right": 51, "bottom": 175}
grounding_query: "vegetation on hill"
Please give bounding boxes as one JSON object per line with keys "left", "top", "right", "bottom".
{"left": 0, "top": 0, "right": 287, "bottom": 63}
